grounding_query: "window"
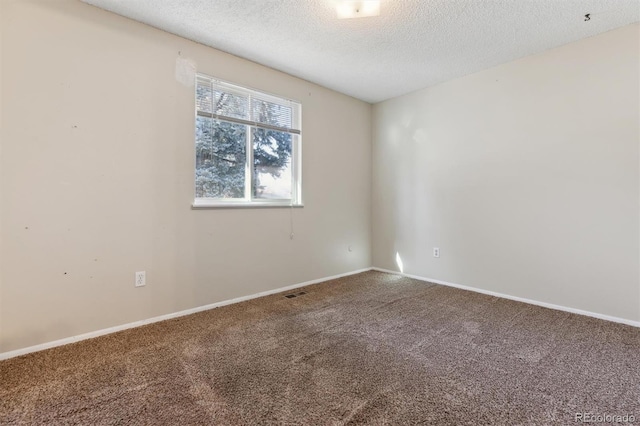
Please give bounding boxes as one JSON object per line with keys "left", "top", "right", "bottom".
{"left": 193, "top": 74, "right": 302, "bottom": 207}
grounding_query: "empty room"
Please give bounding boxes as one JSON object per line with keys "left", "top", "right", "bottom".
{"left": 1, "top": 0, "right": 639, "bottom": 424}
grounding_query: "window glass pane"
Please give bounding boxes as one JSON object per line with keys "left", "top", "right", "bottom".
{"left": 252, "top": 128, "right": 292, "bottom": 199}
{"left": 196, "top": 77, "right": 213, "bottom": 113}
{"left": 195, "top": 117, "right": 246, "bottom": 198}
{"left": 251, "top": 96, "right": 292, "bottom": 129}
{"left": 215, "top": 88, "right": 249, "bottom": 121}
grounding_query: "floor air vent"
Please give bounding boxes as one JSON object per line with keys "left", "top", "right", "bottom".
{"left": 284, "top": 291, "right": 307, "bottom": 299}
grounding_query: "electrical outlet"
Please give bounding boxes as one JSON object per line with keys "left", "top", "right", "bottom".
{"left": 433, "top": 248, "right": 440, "bottom": 258}
{"left": 135, "top": 271, "right": 146, "bottom": 287}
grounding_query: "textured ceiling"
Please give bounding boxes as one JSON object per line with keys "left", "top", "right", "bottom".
{"left": 82, "top": 0, "right": 640, "bottom": 103}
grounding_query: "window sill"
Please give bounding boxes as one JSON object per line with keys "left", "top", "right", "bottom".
{"left": 192, "top": 200, "right": 304, "bottom": 209}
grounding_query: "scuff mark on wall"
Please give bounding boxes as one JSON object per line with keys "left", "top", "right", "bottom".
{"left": 175, "top": 54, "right": 196, "bottom": 87}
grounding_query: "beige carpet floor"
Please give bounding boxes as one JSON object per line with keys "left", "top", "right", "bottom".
{"left": 1, "top": 271, "right": 639, "bottom": 425}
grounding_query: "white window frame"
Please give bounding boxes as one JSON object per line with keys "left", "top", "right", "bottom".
{"left": 193, "top": 74, "right": 302, "bottom": 208}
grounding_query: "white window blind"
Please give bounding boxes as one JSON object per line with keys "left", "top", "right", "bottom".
{"left": 196, "top": 75, "right": 301, "bottom": 135}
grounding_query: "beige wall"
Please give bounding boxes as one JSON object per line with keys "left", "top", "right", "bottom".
{"left": 0, "top": 0, "right": 372, "bottom": 352}
{"left": 373, "top": 24, "right": 640, "bottom": 322}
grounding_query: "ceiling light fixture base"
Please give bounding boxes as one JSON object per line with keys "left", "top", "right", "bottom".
{"left": 336, "top": 0, "right": 381, "bottom": 19}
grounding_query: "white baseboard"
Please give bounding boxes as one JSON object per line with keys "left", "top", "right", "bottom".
{"left": 4, "top": 266, "right": 637, "bottom": 361}
{"left": 372, "top": 267, "right": 640, "bottom": 328}
{"left": 0, "top": 268, "right": 372, "bottom": 361}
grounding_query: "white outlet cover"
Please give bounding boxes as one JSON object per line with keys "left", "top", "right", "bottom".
{"left": 135, "top": 271, "right": 146, "bottom": 287}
